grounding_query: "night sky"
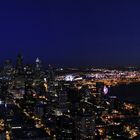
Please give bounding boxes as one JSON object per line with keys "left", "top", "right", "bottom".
{"left": 0, "top": 0, "right": 140, "bottom": 67}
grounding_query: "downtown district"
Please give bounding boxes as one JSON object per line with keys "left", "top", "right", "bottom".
{"left": 0, "top": 54, "right": 140, "bottom": 139}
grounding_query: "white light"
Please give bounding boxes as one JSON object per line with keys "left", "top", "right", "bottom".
{"left": 44, "top": 78, "right": 47, "bottom": 82}
{"left": 65, "top": 75, "right": 74, "bottom": 81}
{"left": 103, "top": 85, "right": 108, "bottom": 95}
{"left": 12, "top": 126, "right": 22, "bottom": 129}
{"left": 0, "top": 101, "right": 3, "bottom": 104}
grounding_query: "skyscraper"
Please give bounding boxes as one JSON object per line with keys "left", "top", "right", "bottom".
{"left": 58, "top": 89, "right": 69, "bottom": 113}
{"left": 35, "top": 57, "right": 42, "bottom": 71}
{"left": 3, "top": 59, "right": 13, "bottom": 78}
{"left": 16, "top": 53, "right": 23, "bottom": 75}
{"left": 76, "top": 102, "right": 95, "bottom": 140}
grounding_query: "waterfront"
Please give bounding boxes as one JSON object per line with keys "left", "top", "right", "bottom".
{"left": 110, "top": 83, "right": 140, "bottom": 104}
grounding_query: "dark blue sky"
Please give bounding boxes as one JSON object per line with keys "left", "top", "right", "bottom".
{"left": 0, "top": 0, "right": 140, "bottom": 67}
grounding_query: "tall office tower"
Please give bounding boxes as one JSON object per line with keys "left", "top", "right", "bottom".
{"left": 75, "top": 102, "right": 95, "bottom": 140}
{"left": 35, "top": 57, "right": 42, "bottom": 71}
{"left": 79, "top": 85, "right": 91, "bottom": 102}
{"left": 3, "top": 59, "right": 13, "bottom": 80}
{"left": 56, "top": 115, "right": 75, "bottom": 140}
{"left": 24, "top": 64, "right": 33, "bottom": 79}
{"left": 24, "top": 80, "right": 36, "bottom": 112}
{"left": 58, "top": 89, "right": 69, "bottom": 113}
{"left": 16, "top": 53, "right": 23, "bottom": 75}
{"left": 96, "top": 82, "right": 104, "bottom": 94}
{"left": 47, "top": 64, "right": 55, "bottom": 82}
{"left": 24, "top": 79, "right": 34, "bottom": 103}
{"left": 4, "top": 59, "right": 12, "bottom": 68}
{"left": 0, "top": 80, "right": 9, "bottom": 126}
{"left": 95, "top": 82, "right": 106, "bottom": 106}
{"left": 0, "top": 80, "right": 8, "bottom": 102}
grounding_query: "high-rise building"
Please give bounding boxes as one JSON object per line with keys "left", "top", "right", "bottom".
{"left": 24, "top": 64, "right": 33, "bottom": 79}
{"left": 47, "top": 65, "right": 55, "bottom": 82}
{"left": 56, "top": 115, "right": 75, "bottom": 140}
{"left": 3, "top": 59, "right": 13, "bottom": 79}
{"left": 35, "top": 57, "right": 42, "bottom": 71}
{"left": 16, "top": 53, "right": 23, "bottom": 75}
{"left": 75, "top": 102, "right": 95, "bottom": 140}
{"left": 24, "top": 80, "right": 33, "bottom": 101}
{"left": 58, "top": 89, "right": 69, "bottom": 113}
{"left": 4, "top": 59, "right": 12, "bottom": 70}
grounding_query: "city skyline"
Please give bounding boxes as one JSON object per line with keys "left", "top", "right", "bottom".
{"left": 0, "top": 0, "right": 140, "bottom": 67}
{"left": 0, "top": 1, "right": 140, "bottom": 139}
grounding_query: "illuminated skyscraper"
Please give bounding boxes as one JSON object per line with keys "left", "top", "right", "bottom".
{"left": 35, "top": 57, "right": 42, "bottom": 71}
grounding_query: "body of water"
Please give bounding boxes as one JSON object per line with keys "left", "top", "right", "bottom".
{"left": 109, "top": 83, "right": 140, "bottom": 104}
